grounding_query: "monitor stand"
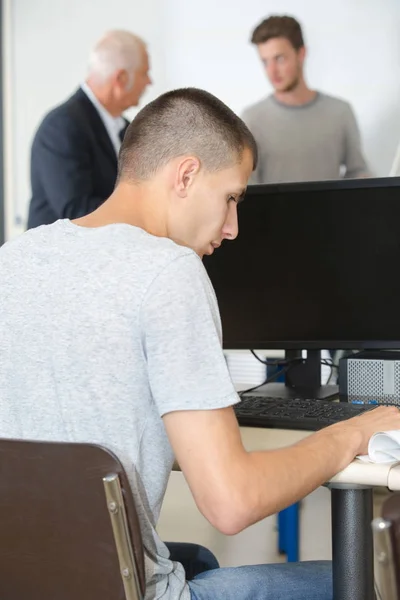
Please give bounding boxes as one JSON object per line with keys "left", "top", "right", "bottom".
{"left": 249, "top": 349, "right": 338, "bottom": 401}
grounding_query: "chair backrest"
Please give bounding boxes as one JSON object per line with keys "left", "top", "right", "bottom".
{"left": 372, "top": 492, "right": 400, "bottom": 600}
{"left": 0, "top": 438, "right": 145, "bottom": 600}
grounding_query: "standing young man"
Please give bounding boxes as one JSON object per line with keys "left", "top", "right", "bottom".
{"left": 243, "top": 15, "right": 369, "bottom": 183}
{"left": 1, "top": 88, "right": 397, "bottom": 600}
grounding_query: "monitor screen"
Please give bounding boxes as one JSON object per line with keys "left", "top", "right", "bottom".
{"left": 203, "top": 177, "right": 400, "bottom": 350}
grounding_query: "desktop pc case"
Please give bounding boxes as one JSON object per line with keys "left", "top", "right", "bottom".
{"left": 339, "top": 351, "right": 400, "bottom": 406}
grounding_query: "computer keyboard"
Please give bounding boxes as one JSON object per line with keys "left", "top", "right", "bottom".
{"left": 234, "top": 396, "right": 376, "bottom": 431}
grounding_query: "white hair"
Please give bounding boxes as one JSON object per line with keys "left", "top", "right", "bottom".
{"left": 87, "top": 30, "right": 145, "bottom": 86}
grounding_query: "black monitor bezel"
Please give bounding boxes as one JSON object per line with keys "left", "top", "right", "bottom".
{"left": 221, "top": 176, "right": 400, "bottom": 351}
{"left": 246, "top": 175, "right": 400, "bottom": 197}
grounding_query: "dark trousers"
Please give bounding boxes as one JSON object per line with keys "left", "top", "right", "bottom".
{"left": 165, "top": 542, "right": 220, "bottom": 580}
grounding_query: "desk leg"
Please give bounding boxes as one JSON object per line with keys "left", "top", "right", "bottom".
{"left": 330, "top": 486, "right": 374, "bottom": 600}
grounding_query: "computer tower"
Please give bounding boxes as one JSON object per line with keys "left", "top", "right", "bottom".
{"left": 339, "top": 351, "right": 400, "bottom": 406}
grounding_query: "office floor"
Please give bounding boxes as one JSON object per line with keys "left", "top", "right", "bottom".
{"left": 157, "top": 472, "right": 390, "bottom": 566}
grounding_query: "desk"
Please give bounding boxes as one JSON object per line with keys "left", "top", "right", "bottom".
{"left": 240, "top": 426, "right": 400, "bottom": 600}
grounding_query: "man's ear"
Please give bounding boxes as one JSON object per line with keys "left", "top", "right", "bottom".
{"left": 175, "top": 157, "right": 201, "bottom": 197}
{"left": 298, "top": 46, "right": 306, "bottom": 66}
{"left": 114, "top": 68, "right": 130, "bottom": 91}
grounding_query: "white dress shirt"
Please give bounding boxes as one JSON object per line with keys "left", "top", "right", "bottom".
{"left": 81, "top": 82, "right": 126, "bottom": 156}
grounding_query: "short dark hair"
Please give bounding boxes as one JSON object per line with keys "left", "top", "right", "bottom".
{"left": 251, "top": 15, "right": 304, "bottom": 50}
{"left": 117, "top": 88, "right": 257, "bottom": 182}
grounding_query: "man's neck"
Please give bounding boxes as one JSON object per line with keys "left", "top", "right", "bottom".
{"left": 73, "top": 184, "right": 168, "bottom": 238}
{"left": 274, "top": 81, "right": 317, "bottom": 107}
{"left": 84, "top": 79, "right": 122, "bottom": 118}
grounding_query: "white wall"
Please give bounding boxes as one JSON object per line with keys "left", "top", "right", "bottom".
{"left": 5, "top": 0, "right": 400, "bottom": 239}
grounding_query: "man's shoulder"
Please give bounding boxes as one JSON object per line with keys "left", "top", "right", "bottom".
{"left": 317, "top": 92, "right": 353, "bottom": 115}
{"left": 111, "top": 229, "right": 209, "bottom": 301}
{"left": 126, "top": 230, "right": 199, "bottom": 269}
{"left": 36, "top": 89, "right": 91, "bottom": 133}
{"left": 241, "top": 95, "right": 274, "bottom": 120}
{"left": 0, "top": 224, "right": 46, "bottom": 264}
{"left": 62, "top": 222, "right": 202, "bottom": 278}
{"left": 1, "top": 221, "right": 67, "bottom": 251}
{"left": 131, "top": 234, "right": 204, "bottom": 289}
{"left": 0, "top": 222, "right": 203, "bottom": 288}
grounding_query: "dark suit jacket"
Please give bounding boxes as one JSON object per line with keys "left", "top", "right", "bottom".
{"left": 27, "top": 88, "right": 129, "bottom": 229}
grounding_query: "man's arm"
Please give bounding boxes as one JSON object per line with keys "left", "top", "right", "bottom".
{"left": 342, "top": 103, "right": 370, "bottom": 178}
{"left": 31, "top": 113, "right": 105, "bottom": 219}
{"left": 141, "top": 254, "right": 400, "bottom": 535}
{"left": 163, "top": 404, "right": 400, "bottom": 535}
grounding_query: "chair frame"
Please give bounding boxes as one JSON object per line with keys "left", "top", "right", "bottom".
{"left": 103, "top": 473, "right": 143, "bottom": 600}
{"left": 372, "top": 517, "right": 399, "bottom": 600}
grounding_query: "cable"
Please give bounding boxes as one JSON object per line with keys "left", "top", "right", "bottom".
{"left": 250, "top": 349, "right": 290, "bottom": 367}
{"left": 238, "top": 361, "right": 298, "bottom": 398}
{"left": 247, "top": 350, "right": 339, "bottom": 390}
{"left": 321, "top": 359, "right": 334, "bottom": 382}
{"left": 321, "top": 360, "right": 339, "bottom": 383}
{"left": 251, "top": 349, "right": 338, "bottom": 370}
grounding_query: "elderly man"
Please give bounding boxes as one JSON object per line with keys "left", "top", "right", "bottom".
{"left": 27, "top": 30, "right": 151, "bottom": 228}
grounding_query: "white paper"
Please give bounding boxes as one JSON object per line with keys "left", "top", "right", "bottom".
{"left": 357, "top": 430, "right": 400, "bottom": 464}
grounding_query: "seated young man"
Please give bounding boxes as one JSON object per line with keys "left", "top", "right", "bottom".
{"left": 0, "top": 87, "right": 398, "bottom": 600}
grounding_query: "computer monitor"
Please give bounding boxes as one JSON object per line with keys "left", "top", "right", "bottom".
{"left": 203, "top": 177, "right": 400, "bottom": 399}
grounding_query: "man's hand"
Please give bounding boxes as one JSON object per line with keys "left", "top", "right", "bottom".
{"left": 327, "top": 405, "right": 400, "bottom": 457}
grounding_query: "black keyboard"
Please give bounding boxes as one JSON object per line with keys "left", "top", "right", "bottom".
{"left": 234, "top": 396, "right": 376, "bottom": 431}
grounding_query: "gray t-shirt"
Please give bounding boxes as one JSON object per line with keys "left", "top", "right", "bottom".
{"left": 0, "top": 220, "right": 239, "bottom": 600}
{"left": 242, "top": 92, "right": 368, "bottom": 184}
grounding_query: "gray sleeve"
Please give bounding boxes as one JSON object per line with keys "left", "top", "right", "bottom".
{"left": 241, "top": 109, "right": 263, "bottom": 184}
{"left": 141, "top": 253, "right": 239, "bottom": 417}
{"left": 342, "top": 104, "right": 370, "bottom": 178}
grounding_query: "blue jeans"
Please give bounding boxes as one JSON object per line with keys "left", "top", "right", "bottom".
{"left": 188, "top": 561, "right": 332, "bottom": 600}
{"left": 167, "top": 542, "right": 332, "bottom": 599}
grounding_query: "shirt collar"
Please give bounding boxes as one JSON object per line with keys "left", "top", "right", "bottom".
{"left": 81, "top": 82, "right": 125, "bottom": 134}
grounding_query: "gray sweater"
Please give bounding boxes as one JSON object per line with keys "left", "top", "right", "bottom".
{"left": 242, "top": 92, "right": 368, "bottom": 184}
